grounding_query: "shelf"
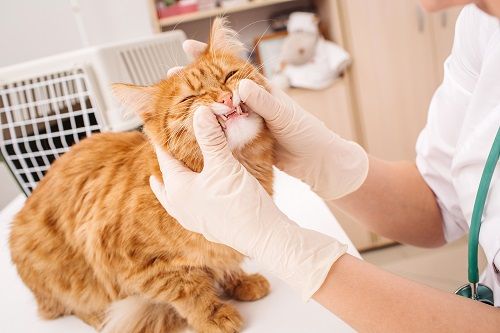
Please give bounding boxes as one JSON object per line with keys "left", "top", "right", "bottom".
{"left": 158, "top": 0, "right": 296, "bottom": 27}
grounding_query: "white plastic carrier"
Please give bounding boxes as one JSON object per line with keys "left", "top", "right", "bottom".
{"left": 0, "top": 30, "right": 187, "bottom": 195}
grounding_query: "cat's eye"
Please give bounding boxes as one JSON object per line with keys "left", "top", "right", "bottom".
{"left": 179, "top": 95, "right": 195, "bottom": 104}
{"left": 224, "top": 70, "right": 238, "bottom": 84}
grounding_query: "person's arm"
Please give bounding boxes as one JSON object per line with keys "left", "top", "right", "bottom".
{"left": 173, "top": 41, "right": 445, "bottom": 248}
{"left": 314, "top": 254, "right": 500, "bottom": 332}
{"left": 330, "top": 157, "right": 445, "bottom": 248}
{"left": 150, "top": 93, "right": 500, "bottom": 333}
{"left": 238, "top": 81, "right": 444, "bottom": 248}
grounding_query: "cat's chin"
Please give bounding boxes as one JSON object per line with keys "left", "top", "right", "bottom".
{"left": 224, "top": 112, "right": 263, "bottom": 151}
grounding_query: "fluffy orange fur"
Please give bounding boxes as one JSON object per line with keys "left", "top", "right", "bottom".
{"left": 9, "top": 18, "right": 274, "bottom": 333}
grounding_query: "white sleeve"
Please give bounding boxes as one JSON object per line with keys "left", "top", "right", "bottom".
{"left": 415, "top": 5, "right": 487, "bottom": 242}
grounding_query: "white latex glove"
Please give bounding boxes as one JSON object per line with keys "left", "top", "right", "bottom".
{"left": 178, "top": 39, "right": 368, "bottom": 200}
{"left": 150, "top": 106, "right": 347, "bottom": 300}
{"left": 238, "top": 79, "right": 368, "bottom": 200}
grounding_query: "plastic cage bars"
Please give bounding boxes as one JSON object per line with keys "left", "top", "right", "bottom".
{"left": 0, "top": 30, "right": 187, "bottom": 195}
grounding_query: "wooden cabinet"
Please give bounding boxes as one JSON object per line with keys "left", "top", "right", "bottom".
{"left": 336, "top": 0, "right": 434, "bottom": 160}
{"left": 430, "top": 8, "right": 462, "bottom": 83}
{"left": 286, "top": 81, "right": 355, "bottom": 140}
{"left": 311, "top": 0, "right": 461, "bottom": 250}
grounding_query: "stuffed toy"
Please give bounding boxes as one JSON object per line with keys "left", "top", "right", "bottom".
{"left": 273, "top": 12, "right": 351, "bottom": 90}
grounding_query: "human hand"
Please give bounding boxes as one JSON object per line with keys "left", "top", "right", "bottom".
{"left": 238, "top": 79, "right": 368, "bottom": 200}
{"left": 175, "top": 39, "right": 368, "bottom": 200}
{"left": 150, "top": 106, "right": 347, "bottom": 300}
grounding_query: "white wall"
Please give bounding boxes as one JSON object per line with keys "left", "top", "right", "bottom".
{"left": 77, "top": 0, "right": 154, "bottom": 46}
{"left": 0, "top": 0, "right": 154, "bottom": 67}
{"left": 0, "top": 0, "right": 82, "bottom": 67}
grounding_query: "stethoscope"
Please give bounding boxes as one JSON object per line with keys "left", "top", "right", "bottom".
{"left": 454, "top": 127, "right": 500, "bottom": 306}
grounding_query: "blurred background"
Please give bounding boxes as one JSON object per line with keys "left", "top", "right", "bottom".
{"left": 0, "top": 0, "right": 463, "bottom": 257}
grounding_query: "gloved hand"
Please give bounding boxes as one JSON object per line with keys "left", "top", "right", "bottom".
{"left": 238, "top": 79, "right": 368, "bottom": 200}
{"left": 150, "top": 106, "right": 347, "bottom": 300}
{"left": 176, "top": 40, "right": 368, "bottom": 200}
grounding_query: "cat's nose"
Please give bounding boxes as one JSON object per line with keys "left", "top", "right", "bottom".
{"left": 218, "top": 93, "right": 233, "bottom": 108}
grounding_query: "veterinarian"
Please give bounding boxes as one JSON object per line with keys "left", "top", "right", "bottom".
{"left": 150, "top": 0, "right": 500, "bottom": 331}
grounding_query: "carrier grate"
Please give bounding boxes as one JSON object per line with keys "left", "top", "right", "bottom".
{"left": 119, "top": 38, "right": 185, "bottom": 85}
{"left": 0, "top": 68, "right": 103, "bottom": 195}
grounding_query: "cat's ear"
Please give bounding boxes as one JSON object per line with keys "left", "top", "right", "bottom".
{"left": 112, "top": 83, "right": 158, "bottom": 119}
{"left": 208, "top": 17, "right": 245, "bottom": 56}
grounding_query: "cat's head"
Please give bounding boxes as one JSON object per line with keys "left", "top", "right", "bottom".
{"left": 113, "top": 17, "right": 271, "bottom": 171}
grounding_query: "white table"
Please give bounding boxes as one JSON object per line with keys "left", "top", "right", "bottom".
{"left": 0, "top": 169, "right": 359, "bottom": 332}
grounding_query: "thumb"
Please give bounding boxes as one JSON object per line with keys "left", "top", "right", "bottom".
{"left": 149, "top": 175, "right": 172, "bottom": 211}
{"left": 154, "top": 145, "right": 190, "bottom": 183}
{"left": 238, "top": 79, "right": 286, "bottom": 123}
{"left": 193, "top": 106, "right": 235, "bottom": 168}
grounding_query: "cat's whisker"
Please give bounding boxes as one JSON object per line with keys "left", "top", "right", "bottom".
{"left": 236, "top": 20, "right": 272, "bottom": 35}
{"left": 246, "top": 24, "right": 271, "bottom": 64}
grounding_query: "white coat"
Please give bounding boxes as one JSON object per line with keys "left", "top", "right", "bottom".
{"left": 416, "top": 4, "right": 500, "bottom": 305}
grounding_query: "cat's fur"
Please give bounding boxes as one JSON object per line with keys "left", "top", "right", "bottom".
{"left": 9, "top": 18, "right": 274, "bottom": 333}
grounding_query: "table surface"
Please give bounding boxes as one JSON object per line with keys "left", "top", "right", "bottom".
{"left": 0, "top": 169, "right": 359, "bottom": 333}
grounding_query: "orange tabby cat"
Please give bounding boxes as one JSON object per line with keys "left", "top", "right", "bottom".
{"left": 9, "top": 17, "right": 274, "bottom": 333}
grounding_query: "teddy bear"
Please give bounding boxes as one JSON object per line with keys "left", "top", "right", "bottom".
{"left": 273, "top": 12, "right": 351, "bottom": 90}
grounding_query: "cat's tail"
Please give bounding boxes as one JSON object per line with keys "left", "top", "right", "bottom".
{"left": 100, "top": 296, "right": 186, "bottom": 333}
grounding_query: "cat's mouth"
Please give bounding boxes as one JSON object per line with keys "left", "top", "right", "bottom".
{"left": 215, "top": 104, "right": 250, "bottom": 130}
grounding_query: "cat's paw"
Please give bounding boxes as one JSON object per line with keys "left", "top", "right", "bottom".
{"left": 35, "top": 296, "right": 66, "bottom": 320}
{"left": 198, "top": 302, "right": 243, "bottom": 333}
{"left": 231, "top": 273, "right": 270, "bottom": 301}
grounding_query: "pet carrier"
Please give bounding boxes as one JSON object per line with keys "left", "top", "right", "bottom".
{"left": 0, "top": 30, "right": 188, "bottom": 195}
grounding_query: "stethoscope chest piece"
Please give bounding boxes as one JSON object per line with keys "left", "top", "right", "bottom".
{"left": 455, "top": 283, "right": 494, "bottom": 306}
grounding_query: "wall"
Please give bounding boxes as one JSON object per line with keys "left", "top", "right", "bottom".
{"left": 0, "top": 0, "right": 154, "bottom": 67}
{"left": 0, "top": 0, "right": 155, "bottom": 208}
{"left": 0, "top": 0, "right": 82, "bottom": 67}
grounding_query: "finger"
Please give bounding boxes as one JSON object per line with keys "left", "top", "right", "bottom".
{"left": 167, "top": 66, "right": 183, "bottom": 78}
{"left": 154, "top": 145, "right": 190, "bottom": 180}
{"left": 149, "top": 176, "right": 174, "bottom": 210}
{"left": 149, "top": 175, "right": 166, "bottom": 202}
{"left": 193, "top": 106, "right": 235, "bottom": 168}
{"left": 238, "top": 79, "right": 286, "bottom": 124}
{"left": 183, "top": 40, "right": 207, "bottom": 59}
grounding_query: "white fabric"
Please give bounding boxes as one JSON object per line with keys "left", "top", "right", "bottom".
{"left": 415, "top": 5, "right": 500, "bottom": 305}
{"left": 284, "top": 38, "right": 350, "bottom": 90}
{"left": 287, "top": 12, "right": 319, "bottom": 35}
